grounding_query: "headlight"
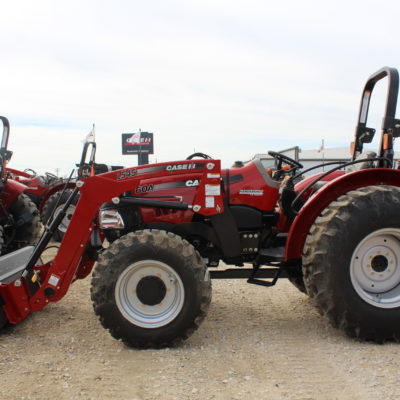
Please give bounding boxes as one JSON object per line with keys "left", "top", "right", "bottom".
{"left": 99, "top": 209, "right": 125, "bottom": 229}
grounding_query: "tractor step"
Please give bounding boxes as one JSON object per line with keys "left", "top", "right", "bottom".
{"left": 259, "top": 246, "right": 284, "bottom": 260}
{"left": 0, "top": 246, "right": 35, "bottom": 284}
{"left": 210, "top": 267, "right": 288, "bottom": 279}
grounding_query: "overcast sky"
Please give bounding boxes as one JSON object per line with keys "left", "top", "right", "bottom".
{"left": 1, "top": 0, "right": 399, "bottom": 175}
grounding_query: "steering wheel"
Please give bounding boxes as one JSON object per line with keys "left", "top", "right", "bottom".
{"left": 268, "top": 151, "right": 303, "bottom": 170}
{"left": 24, "top": 168, "right": 37, "bottom": 176}
{"left": 186, "top": 152, "right": 212, "bottom": 160}
{"left": 45, "top": 172, "right": 59, "bottom": 181}
{"left": 45, "top": 172, "right": 58, "bottom": 179}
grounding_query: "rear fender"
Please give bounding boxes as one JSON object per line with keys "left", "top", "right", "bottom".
{"left": 6, "top": 168, "right": 33, "bottom": 179}
{"left": 38, "top": 181, "right": 75, "bottom": 212}
{"left": 1, "top": 179, "right": 27, "bottom": 208}
{"left": 277, "top": 170, "right": 345, "bottom": 231}
{"left": 285, "top": 168, "right": 400, "bottom": 261}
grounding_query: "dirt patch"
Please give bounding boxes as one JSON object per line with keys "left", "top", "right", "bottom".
{"left": 1, "top": 256, "right": 399, "bottom": 399}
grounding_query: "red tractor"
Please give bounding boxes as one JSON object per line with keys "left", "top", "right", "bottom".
{"left": 6, "top": 167, "right": 63, "bottom": 210}
{"left": 0, "top": 118, "right": 41, "bottom": 255}
{"left": 0, "top": 67, "right": 399, "bottom": 347}
{"left": 7, "top": 168, "right": 72, "bottom": 241}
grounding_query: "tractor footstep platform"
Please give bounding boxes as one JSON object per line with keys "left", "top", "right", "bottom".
{"left": 0, "top": 246, "right": 35, "bottom": 284}
{"left": 259, "top": 246, "right": 284, "bottom": 259}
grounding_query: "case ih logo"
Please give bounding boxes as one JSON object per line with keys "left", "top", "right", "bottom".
{"left": 126, "top": 133, "right": 151, "bottom": 145}
{"left": 166, "top": 164, "right": 196, "bottom": 171}
{"left": 122, "top": 132, "right": 154, "bottom": 155}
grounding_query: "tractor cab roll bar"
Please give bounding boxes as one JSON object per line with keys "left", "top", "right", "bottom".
{"left": 77, "top": 141, "right": 96, "bottom": 178}
{"left": 353, "top": 67, "right": 400, "bottom": 167}
{"left": 0, "top": 116, "right": 12, "bottom": 178}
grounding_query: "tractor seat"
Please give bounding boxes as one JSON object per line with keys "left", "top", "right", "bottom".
{"left": 347, "top": 150, "right": 377, "bottom": 172}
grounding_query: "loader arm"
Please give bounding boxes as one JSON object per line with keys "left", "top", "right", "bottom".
{"left": 0, "top": 159, "right": 223, "bottom": 324}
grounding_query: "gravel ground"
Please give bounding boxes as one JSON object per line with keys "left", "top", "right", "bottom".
{"left": 1, "top": 258, "right": 400, "bottom": 400}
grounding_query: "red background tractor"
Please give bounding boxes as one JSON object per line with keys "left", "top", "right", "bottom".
{"left": 0, "top": 117, "right": 41, "bottom": 255}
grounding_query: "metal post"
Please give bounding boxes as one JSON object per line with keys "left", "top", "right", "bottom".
{"left": 138, "top": 153, "right": 149, "bottom": 165}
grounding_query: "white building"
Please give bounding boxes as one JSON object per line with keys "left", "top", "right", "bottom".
{"left": 256, "top": 146, "right": 400, "bottom": 176}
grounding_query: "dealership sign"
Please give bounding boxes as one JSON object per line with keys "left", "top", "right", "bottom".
{"left": 122, "top": 132, "right": 154, "bottom": 155}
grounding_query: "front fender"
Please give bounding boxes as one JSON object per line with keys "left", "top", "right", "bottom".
{"left": 285, "top": 168, "right": 400, "bottom": 261}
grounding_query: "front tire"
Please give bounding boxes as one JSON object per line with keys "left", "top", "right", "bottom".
{"left": 91, "top": 230, "right": 211, "bottom": 348}
{"left": 303, "top": 185, "right": 400, "bottom": 342}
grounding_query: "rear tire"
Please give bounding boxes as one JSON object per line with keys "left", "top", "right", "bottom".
{"left": 91, "top": 229, "right": 211, "bottom": 348}
{"left": 41, "top": 189, "right": 78, "bottom": 242}
{"left": 288, "top": 272, "right": 307, "bottom": 294}
{"left": 0, "top": 308, "right": 7, "bottom": 331}
{"left": 4, "top": 194, "right": 41, "bottom": 253}
{"left": 303, "top": 185, "right": 400, "bottom": 342}
{"left": 0, "top": 226, "right": 7, "bottom": 330}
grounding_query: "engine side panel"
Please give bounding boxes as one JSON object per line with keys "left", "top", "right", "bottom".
{"left": 227, "top": 160, "right": 279, "bottom": 211}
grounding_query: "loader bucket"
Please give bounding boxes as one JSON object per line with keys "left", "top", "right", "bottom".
{"left": 0, "top": 246, "right": 35, "bottom": 284}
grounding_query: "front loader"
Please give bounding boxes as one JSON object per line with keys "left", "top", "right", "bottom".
{"left": 1, "top": 66, "right": 400, "bottom": 347}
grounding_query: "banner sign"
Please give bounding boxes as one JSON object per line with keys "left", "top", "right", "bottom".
{"left": 122, "top": 132, "right": 154, "bottom": 155}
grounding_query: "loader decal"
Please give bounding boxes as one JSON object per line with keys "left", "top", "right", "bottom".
{"left": 116, "top": 168, "right": 137, "bottom": 180}
{"left": 129, "top": 163, "right": 204, "bottom": 177}
{"left": 239, "top": 189, "right": 264, "bottom": 196}
{"left": 153, "top": 180, "right": 200, "bottom": 190}
{"left": 166, "top": 163, "right": 202, "bottom": 171}
{"left": 135, "top": 184, "right": 154, "bottom": 194}
{"left": 185, "top": 179, "right": 200, "bottom": 187}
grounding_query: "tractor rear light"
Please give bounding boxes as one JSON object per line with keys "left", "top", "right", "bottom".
{"left": 383, "top": 133, "right": 391, "bottom": 150}
{"left": 350, "top": 141, "right": 355, "bottom": 155}
{"left": 99, "top": 209, "right": 125, "bottom": 229}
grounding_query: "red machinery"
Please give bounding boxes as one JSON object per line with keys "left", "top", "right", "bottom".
{"left": 0, "top": 118, "right": 41, "bottom": 255}
{"left": 7, "top": 167, "right": 64, "bottom": 211}
{"left": 1, "top": 67, "right": 400, "bottom": 347}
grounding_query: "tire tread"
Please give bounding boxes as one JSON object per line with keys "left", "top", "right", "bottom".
{"left": 303, "top": 185, "right": 400, "bottom": 342}
{"left": 91, "top": 229, "right": 211, "bottom": 348}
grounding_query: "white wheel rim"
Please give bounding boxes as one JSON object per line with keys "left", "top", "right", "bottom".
{"left": 115, "top": 260, "right": 185, "bottom": 328}
{"left": 350, "top": 228, "right": 400, "bottom": 308}
{"left": 54, "top": 204, "right": 76, "bottom": 233}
